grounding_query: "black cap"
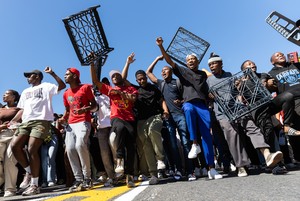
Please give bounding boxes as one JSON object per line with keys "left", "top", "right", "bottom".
{"left": 24, "top": 70, "right": 43, "bottom": 80}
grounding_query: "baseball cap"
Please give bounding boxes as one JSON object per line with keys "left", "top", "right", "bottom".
{"left": 109, "top": 70, "right": 121, "bottom": 79}
{"left": 68, "top": 67, "right": 81, "bottom": 83}
{"left": 24, "top": 70, "right": 43, "bottom": 80}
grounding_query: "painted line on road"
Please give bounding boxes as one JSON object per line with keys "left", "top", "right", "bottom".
{"left": 114, "top": 181, "right": 149, "bottom": 201}
{"left": 40, "top": 181, "right": 148, "bottom": 201}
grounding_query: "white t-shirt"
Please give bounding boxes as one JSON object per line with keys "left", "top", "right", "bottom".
{"left": 95, "top": 94, "right": 111, "bottom": 128}
{"left": 18, "top": 82, "right": 59, "bottom": 122}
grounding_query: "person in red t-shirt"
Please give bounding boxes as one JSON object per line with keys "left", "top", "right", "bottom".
{"left": 90, "top": 53, "right": 138, "bottom": 188}
{"left": 59, "top": 67, "right": 97, "bottom": 193}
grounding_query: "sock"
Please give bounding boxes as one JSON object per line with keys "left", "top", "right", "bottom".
{"left": 24, "top": 166, "right": 31, "bottom": 174}
{"left": 31, "top": 177, "right": 39, "bottom": 186}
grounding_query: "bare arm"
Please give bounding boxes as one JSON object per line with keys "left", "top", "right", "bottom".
{"left": 10, "top": 109, "right": 23, "bottom": 123}
{"left": 121, "top": 52, "right": 135, "bottom": 81}
{"left": 90, "top": 56, "right": 103, "bottom": 91}
{"left": 58, "top": 107, "right": 70, "bottom": 125}
{"left": 161, "top": 99, "right": 170, "bottom": 120}
{"left": 44, "top": 66, "right": 66, "bottom": 91}
{"left": 156, "top": 37, "right": 176, "bottom": 69}
{"left": 146, "top": 55, "right": 164, "bottom": 84}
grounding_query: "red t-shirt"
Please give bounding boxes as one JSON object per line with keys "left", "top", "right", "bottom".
{"left": 100, "top": 84, "right": 138, "bottom": 122}
{"left": 63, "top": 84, "right": 94, "bottom": 124}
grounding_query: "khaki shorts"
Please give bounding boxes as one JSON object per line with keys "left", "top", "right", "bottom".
{"left": 15, "top": 120, "right": 51, "bottom": 140}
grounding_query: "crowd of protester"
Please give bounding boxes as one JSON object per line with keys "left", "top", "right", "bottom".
{"left": 0, "top": 38, "right": 300, "bottom": 198}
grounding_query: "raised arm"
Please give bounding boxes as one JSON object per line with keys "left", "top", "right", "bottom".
{"left": 146, "top": 55, "right": 164, "bottom": 84}
{"left": 89, "top": 54, "right": 103, "bottom": 90}
{"left": 156, "top": 37, "right": 176, "bottom": 69}
{"left": 44, "top": 66, "right": 66, "bottom": 91}
{"left": 121, "top": 52, "right": 135, "bottom": 82}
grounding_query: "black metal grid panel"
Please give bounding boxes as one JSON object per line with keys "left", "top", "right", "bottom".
{"left": 63, "top": 5, "right": 114, "bottom": 66}
{"left": 266, "top": 11, "right": 300, "bottom": 46}
{"left": 166, "top": 27, "right": 210, "bottom": 66}
{"left": 209, "top": 69, "right": 272, "bottom": 121}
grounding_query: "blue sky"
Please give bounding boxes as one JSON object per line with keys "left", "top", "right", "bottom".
{"left": 0, "top": 0, "right": 299, "bottom": 114}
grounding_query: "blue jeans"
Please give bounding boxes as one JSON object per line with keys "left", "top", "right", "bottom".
{"left": 41, "top": 134, "right": 58, "bottom": 183}
{"left": 182, "top": 101, "right": 214, "bottom": 166}
{"left": 164, "top": 113, "right": 193, "bottom": 174}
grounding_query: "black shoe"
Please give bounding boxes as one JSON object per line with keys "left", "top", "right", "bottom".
{"left": 69, "top": 181, "right": 83, "bottom": 193}
{"left": 82, "top": 179, "right": 93, "bottom": 190}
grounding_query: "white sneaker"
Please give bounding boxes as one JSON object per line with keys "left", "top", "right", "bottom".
{"left": 188, "top": 174, "right": 196, "bottom": 181}
{"left": 48, "top": 181, "right": 55, "bottom": 187}
{"left": 138, "top": 174, "right": 148, "bottom": 181}
{"left": 188, "top": 144, "right": 201, "bottom": 159}
{"left": 20, "top": 172, "right": 32, "bottom": 189}
{"left": 157, "top": 160, "right": 166, "bottom": 170}
{"left": 115, "top": 158, "right": 124, "bottom": 173}
{"left": 230, "top": 163, "right": 237, "bottom": 172}
{"left": 237, "top": 167, "right": 248, "bottom": 177}
{"left": 115, "top": 165, "right": 124, "bottom": 173}
{"left": 4, "top": 191, "right": 16, "bottom": 197}
{"left": 208, "top": 168, "right": 223, "bottom": 180}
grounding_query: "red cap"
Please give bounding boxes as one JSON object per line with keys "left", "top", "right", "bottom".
{"left": 68, "top": 67, "right": 81, "bottom": 83}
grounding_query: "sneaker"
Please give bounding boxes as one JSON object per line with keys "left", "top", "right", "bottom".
{"left": 148, "top": 175, "right": 159, "bottom": 185}
{"left": 115, "top": 165, "right": 124, "bottom": 174}
{"left": 237, "top": 167, "right": 248, "bottom": 177}
{"left": 104, "top": 178, "right": 115, "bottom": 187}
{"left": 138, "top": 174, "right": 148, "bottom": 181}
{"left": 115, "top": 158, "right": 124, "bottom": 173}
{"left": 208, "top": 168, "right": 223, "bottom": 180}
{"left": 266, "top": 151, "right": 283, "bottom": 167}
{"left": 69, "top": 180, "right": 83, "bottom": 193}
{"left": 174, "top": 170, "right": 182, "bottom": 180}
{"left": 194, "top": 167, "right": 201, "bottom": 177}
{"left": 57, "top": 179, "right": 65, "bottom": 185}
{"left": 4, "top": 191, "right": 16, "bottom": 197}
{"left": 41, "top": 182, "right": 48, "bottom": 188}
{"left": 272, "top": 165, "right": 288, "bottom": 175}
{"left": 126, "top": 175, "right": 135, "bottom": 188}
{"left": 22, "top": 185, "right": 40, "bottom": 196}
{"left": 82, "top": 179, "right": 93, "bottom": 190}
{"left": 157, "top": 172, "right": 164, "bottom": 179}
{"left": 97, "top": 175, "right": 107, "bottom": 183}
{"left": 188, "top": 174, "right": 197, "bottom": 181}
{"left": 20, "top": 173, "right": 32, "bottom": 189}
{"left": 157, "top": 160, "right": 166, "bottom": 170}
{"left": 167, "top": 169, "right": 175, "bottom": 177}
{"left": 230, "top": 163, "right": 237, "bottom": 172}
{"left": 48, "top": 181, "right": 55, "bottom": 187}
{"left": 286, "top": 163, "right": 297, "bottom": 169}
{"left": 201, "top": 167, "right": 208, "bottom": 177}
{"left": 188, "top": 144, "right": 201, "bottom": 159}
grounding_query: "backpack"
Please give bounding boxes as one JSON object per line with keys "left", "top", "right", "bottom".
{"left": 160, "top": 79, "right": 183, "bottom": 99}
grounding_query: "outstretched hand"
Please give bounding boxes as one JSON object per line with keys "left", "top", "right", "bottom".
{"left": 127, "top": 52, "right": 136, "bottom": 64}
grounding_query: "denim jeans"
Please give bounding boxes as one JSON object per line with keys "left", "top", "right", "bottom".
{"left": 41, "top": 134, "right": 58, "bottom": 183}
{"left": 164, "top": 113, "right": 193, "bottom": 174}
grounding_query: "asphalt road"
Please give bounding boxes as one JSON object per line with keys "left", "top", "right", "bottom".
{"left": 1, "top": 166, "right": 300, "bottom": 201}
{"left": 131, "top": 167, "right": 300, "bottom": 201}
